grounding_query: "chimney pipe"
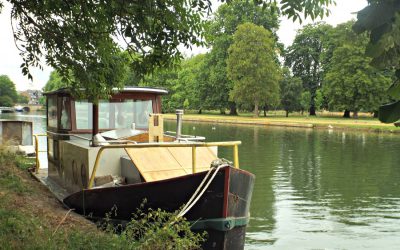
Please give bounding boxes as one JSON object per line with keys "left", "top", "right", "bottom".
{"left": 176, "top": 109, "right": 184, "bottom": 140}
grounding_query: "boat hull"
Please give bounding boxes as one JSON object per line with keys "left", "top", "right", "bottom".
{"left": 63, "top": 166, "right": 255, "bottom": 249}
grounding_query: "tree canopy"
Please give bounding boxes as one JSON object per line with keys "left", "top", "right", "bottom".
{"left": 0, "top": 75, "right": 18, "bottom": 107}
{"left": 323, "top": 21, "right": 392, "bottom": 118}
{"left": 280, "top": 68, "right": 303, "bottom": 117}
{"left": 5, "top": 0, "right": 211, "bottom": 101}
{"left": 1, "top": 0, "right": 335, "bottom": 102}
{"left": 284, "top": 23, "right": 332, "bottom": 116}
{"left": 227, "top": 22, "right": 281, "bottom": 117}
{"left": 198, "top": 0, "right": 280, "bottom": 114}
{"left": 353, "top": 0, "right": 400, "bottom": 122}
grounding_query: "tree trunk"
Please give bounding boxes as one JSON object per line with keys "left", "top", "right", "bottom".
{"left": 220, "top": 109, "right": 226, "bottom": 115}
{"left": 353, "top": 110, "right": 359, "bottom": 119}
{"left": 198, "top": 109, "right": 202, "bottom": 114}
{"left": 343, "top": 109, "right": 350, "bottom": 118}
{"left": 286, "top": 110, "right": 289, "bottom": 117}
{"left": 254, "top": 102, "right": 259, "bottom": 117}
{"left": 373, "top": 111, "right": 378, "bottom": 118}
{"left": 229, "top": 103, "right": 238, "bottom": 116}
{"left": 263, "top": 105, "right": 267, "bottom": 117}
{"left": 309, "top": 105, "right": 316, "bottom": 116}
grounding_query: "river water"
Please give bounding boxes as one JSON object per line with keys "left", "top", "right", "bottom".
{"left": 4, "top": 112, "right": 400, "bottom": 249}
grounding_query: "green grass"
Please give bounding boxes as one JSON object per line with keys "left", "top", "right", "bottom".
{"left": 164, "top": 110, "right": 400, "bottom": 133}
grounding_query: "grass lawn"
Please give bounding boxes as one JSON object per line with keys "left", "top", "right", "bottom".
{"left": 163, "top": 110, "right": 400, "bottom": 133}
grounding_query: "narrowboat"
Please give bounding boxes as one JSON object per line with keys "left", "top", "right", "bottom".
{"left": 33, "top": 87, "right": 255, "bottom": 250}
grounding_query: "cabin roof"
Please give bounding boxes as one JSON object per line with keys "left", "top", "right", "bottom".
{"left": 44, "top": 86, "right": 168, "bottom": 96}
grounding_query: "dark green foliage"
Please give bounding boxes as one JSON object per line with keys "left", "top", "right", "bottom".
{"left": 285, "top": 23, "right": 333, "bottom": 116}
{"left": 323, "top": 21, "right": 392, "bottom": 117}
{"left": 0, "top": 75, "right": 18, "bottom": 107}
{"left": 7, "top": 0, "right": 210, "bottom": 102}
{"left": 280, "top": 68, "right": 303, "bottom": 116}
{"left": 0, "top": 96, "right": 14, "bottom": 107}
{"left": 353, "top": 1, "right": 400, "bottom": 123}
{"left": 264, "top": 0, "right": 335, "bottom": 22}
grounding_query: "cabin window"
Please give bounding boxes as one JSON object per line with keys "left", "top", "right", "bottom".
{"left": 134, "top": 100, "right": 153, "bottom": 129}
{"left": 75, "top": 101, "right": 93, "bottom": 130}
{"left": 98, "top": 99, "right": 153, "bottom": 130}
{"left": 99, "top": 101, "right": 112, "bottom": 129}
{"left": 60, "top": 97, "right": 71, "bottom": 130}
{"left": 74, "top": 99, "right": 153, "bottom": 131}
{"left": 47, "top": 96, "right": 58, "bottom": 128}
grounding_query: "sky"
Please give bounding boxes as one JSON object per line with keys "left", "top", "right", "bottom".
{"left": 0, "top": 0, "right": 367, "bottom": 91}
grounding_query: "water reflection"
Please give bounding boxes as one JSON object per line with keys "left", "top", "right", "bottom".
{"left": 166, "top": 121, "right": 400, "bottom": 249}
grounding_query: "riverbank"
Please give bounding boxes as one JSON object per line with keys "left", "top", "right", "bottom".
{"left": 0, "top": 149, "right": 204, "bottom": 249}
{"left": 0, "top": 152, "right": 115, "bottom": 249}
{"left": 163, "top": 113, "right": 400, "bottom": 133}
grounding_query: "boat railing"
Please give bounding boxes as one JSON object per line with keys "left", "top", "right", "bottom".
{"left": 88, "top": 141, "right": 241, "bottom": 188}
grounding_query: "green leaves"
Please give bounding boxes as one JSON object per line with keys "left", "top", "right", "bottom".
{"left": 8, "top": 0, "right": 211, "bottom": 101}
{"left": 379, "top": 101, "right": 400, "bottom": 123}
{"left": 227, "top": 22, "right": 281, "bottom": 116}
{"left": 272, "top": 0, "right": 335, "bottom": 23}
{"left": 0, "top": 75, "right": 18, "bottom": 107}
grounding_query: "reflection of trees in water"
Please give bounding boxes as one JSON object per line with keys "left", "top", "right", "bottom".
{"left": 278, "top": 129, "right": 400, "bottom": 221}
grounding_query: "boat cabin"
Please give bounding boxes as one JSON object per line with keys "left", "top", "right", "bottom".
{"left": 43, "top": 87, "right": 182, "bottom": 193}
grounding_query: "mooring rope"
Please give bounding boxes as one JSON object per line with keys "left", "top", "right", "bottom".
{"left": 177, "top": 163, "right": 229, "bottom": 218}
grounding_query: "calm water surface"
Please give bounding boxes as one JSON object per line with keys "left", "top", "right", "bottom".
{"left": 4, "top": 112, "right": 400, "bottom": 249}
{"left": 165, "top": 120, "right": 400, "bottom": 250}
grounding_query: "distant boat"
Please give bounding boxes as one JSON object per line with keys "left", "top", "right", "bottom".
{"left": 0, "top": 107, "right": 15, "bottom": 113}
{"left": 14, "top": 105, "right": 24, "bottom": 112}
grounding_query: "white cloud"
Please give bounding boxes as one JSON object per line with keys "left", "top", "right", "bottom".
{"left": 0, "top": 2, "right": 52, "bottom": 91}
{"left": 277, "top": 0, "right": 368, "bottom": 47}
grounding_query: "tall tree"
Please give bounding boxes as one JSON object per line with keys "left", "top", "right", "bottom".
{"left": 323, "top": 37, "right": 391, "bottom": 118}
{"left": 285, "top": 23, "right": 332, "bottom": 116}
{"left": 0, "top": 75, "right": 18, "bottom": 107}
{"left": 227, "top": 22, "right": 281, "bottom": 117}
{"left": 200, "top": 0, "right": 280, "bottom": 115}
{"left": 280, "top": 68, "right": 303, "bottom": 117}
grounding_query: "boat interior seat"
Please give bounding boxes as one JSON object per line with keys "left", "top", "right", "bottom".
{"left": 124, "top": 146, "right": 218, "bottom": 182}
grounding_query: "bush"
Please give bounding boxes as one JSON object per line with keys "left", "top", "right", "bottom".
{"left": 101, "top": 202, "right": 206, "bottom": 250}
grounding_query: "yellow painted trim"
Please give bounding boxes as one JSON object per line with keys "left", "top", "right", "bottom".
{"left": 233, "top": 145, "right": 239, "bottom": 169}
{"left": 192, "top": 146, "right": 196, "bottom": 174}
{"left": 88, "top": 141, "right": 241, "bottom": 188}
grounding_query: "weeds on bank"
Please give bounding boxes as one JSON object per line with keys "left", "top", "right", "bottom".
{"left": 0, "top": 146, "right": 206, "bottom": 249}
{"left": 100, "top": 203, "right": 206, "bottom": 250}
